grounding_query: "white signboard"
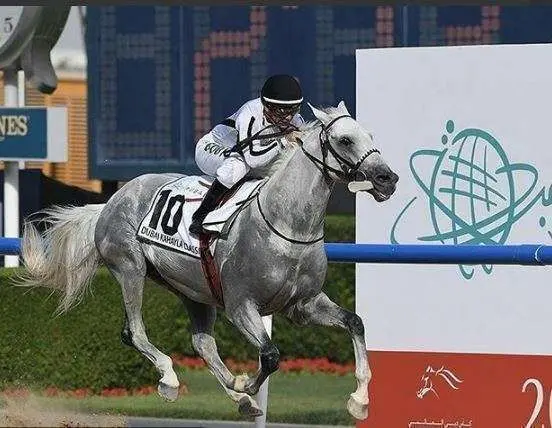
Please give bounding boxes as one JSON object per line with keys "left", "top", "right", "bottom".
{"left": 355, "top": 44, "right": 552, "bottom": 427}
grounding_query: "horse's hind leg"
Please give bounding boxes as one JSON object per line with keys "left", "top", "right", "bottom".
{"left": 284, "top": 292, "right": 371, "bottom": 420}
{"left": 182, "top": 297, "right": 263, "bottom": 417}
{"left": 100, "top": 242, "right": 180, "bottom": 401}
{"left": 225, "top": 299, "right": 280, "bottom": 397}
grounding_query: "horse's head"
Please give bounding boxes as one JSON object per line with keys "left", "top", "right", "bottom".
{"left": 416, "top": 366, "right": 438, "bottom": 399}
{"left": 306, "top": 101, "right": 398, "bottom": 202}
{"left": 416, "top": 365, "right": 464, "bottom": 399}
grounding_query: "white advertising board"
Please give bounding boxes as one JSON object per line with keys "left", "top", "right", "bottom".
{"left": 356, "top": 44, "right": 552, "bottom": 427}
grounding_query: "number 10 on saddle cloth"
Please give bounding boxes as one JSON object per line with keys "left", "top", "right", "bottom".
{"left": 137, "top": 176, "right": 265, "bottom": 257}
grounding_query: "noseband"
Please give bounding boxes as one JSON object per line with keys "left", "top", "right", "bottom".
{"left": 299, "top": 115, "right": 381, "bottom": 181}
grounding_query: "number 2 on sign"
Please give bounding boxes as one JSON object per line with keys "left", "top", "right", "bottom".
{"left": 522, "top": 378, "right": 552, "bottom": 428}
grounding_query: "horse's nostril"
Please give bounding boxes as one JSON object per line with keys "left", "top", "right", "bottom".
{"left": 376, "top": 174, "right": 391, "bottom": 183}
{"left": 373, "top": 170, "right": 399, "bottom": 187}
{"left": 372, "top": 167, "right": 399, "bottom": 186}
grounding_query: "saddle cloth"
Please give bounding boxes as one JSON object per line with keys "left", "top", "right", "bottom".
{"left": 137, "top": 175, "right": 265, "bottom": 257}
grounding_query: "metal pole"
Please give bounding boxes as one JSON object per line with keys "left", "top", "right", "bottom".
{"left": 17, "top": 70, "right": 25, "bottom": 170}
{"left": 3, "top": 67, "right": 19, "bottom": 267}
{"left": 254, "top": 315, "right": 273, "bottom": 428}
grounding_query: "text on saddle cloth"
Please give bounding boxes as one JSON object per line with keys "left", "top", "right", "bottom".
{"left": 136, "top": 175, "right": 265, "bottom": 257}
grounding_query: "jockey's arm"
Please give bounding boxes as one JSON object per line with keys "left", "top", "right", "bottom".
{"left": 235, "top": 108, "right": 282, "bottom": 169}
{"left": 242, "top": 139, "right": 281, "bottom": 169}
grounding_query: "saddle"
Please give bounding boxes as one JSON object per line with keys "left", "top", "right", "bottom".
{"left": 137, "top": 175, "right": 265, "bottom": 307}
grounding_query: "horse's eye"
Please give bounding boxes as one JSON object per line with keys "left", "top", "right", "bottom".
{"left": 339, "top": 137, "right": 353, "bottom": 146}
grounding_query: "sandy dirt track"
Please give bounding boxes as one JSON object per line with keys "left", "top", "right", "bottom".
{"left": 0, "top": 395, "right": 126, "bottom": 427}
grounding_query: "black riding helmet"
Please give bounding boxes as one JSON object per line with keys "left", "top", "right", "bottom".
{"left": 261, "top": 74, "right": 303, "bottom": 128}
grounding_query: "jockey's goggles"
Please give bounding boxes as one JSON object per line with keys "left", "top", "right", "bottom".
{"left": 262, "top": 100, "right": 301, "bottom": 126}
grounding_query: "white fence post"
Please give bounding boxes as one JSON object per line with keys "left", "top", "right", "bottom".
{"left": 254, "top": 314, "right": 273, "bottom": 428}
{"left": 3, "top": 67, "right": 20, "bottom": 267}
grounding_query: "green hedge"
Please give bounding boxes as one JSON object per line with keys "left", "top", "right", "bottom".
{"left": 0, "top": 215, "right": 355, "bottom": 391}
{"left": 324, "top": 214, "right": 355, "bottom": 242}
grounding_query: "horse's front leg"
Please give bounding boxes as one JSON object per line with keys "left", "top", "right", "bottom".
{"left": 225, "top": 299, "right": 280, "bottom": 397}
{"left": 284, "top": 292, "right": 371, "bottom": 420}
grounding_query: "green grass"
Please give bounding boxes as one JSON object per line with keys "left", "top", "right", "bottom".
{"left": 36, "top": 368, "right": 356, "bottom": 426}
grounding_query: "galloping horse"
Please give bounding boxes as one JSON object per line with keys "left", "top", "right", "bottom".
{"left": 18, "top": 101, "right": 398, "bottom": 419}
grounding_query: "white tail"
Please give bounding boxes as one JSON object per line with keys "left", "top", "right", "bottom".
{"left": 16, "top": 204, "right": 105, "bottom": 314}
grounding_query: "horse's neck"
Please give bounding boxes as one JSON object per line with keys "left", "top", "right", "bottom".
{"left": 258, "top": 129, "right": 333, "bottom": 241}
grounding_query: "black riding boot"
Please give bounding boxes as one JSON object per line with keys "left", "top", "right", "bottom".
{"left": 189, "top": 179, "right": 228, "bottom": 235}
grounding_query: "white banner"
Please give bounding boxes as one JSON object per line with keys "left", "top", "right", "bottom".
{"left": 355, "top": 44, "right": 552, "bottom": 355}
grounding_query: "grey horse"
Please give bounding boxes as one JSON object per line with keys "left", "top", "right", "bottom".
{"left": 18, "top": 101, "right": 398, "bottom": 420}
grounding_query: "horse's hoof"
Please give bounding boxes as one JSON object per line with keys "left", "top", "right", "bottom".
{"left": 158, "top": 382, "right": 179, "bottom": 402}
{"left": 347, "top": 395, "right": 369, "bottom": 420}
{"left": 238, "top": 395, "right": 263, "bottom": 418}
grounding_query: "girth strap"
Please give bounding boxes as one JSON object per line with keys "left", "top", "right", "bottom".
{"left": 199, "top": 233, "right": 224, "bottom": 308}
{"left": 196, "top": 178, "right": 248, "bottom": 308}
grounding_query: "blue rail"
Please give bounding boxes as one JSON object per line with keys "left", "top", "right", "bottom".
{"left": 0, "top": 238, "right": 22, "bottom": 255}
{"left": 324, "top": 243, "right": 552, "bottom": 265}
{"left": 3, "top": 238, "right": 552, "bottom": 265}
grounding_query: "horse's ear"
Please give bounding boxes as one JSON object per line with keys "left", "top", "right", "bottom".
{"left": 337, "top": 100, "right": 350, "bottom": 116}
{"left": 308, "top": 102, "right": 331, "bottom": 125}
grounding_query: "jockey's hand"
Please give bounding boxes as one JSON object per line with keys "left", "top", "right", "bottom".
{"left": 285, "top": 131, "right": 301, "bottom": 146}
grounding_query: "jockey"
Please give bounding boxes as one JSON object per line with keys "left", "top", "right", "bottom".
{"left": 189, "top": 74, "right": 305, "bottom": 235}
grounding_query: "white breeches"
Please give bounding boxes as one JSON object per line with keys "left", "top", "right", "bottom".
{"left": 195, "top": 135, "right": 250, "bottom": 189}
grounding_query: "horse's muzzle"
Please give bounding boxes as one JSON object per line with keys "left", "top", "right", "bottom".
{"left": 368, "top": 165, "right": 399, "bottom": 201}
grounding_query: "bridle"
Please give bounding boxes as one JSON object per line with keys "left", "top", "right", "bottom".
{"left": 256, "top": 114, "right": 380, "bottom": 245}
{"left": 298, "top": 115, "right": 381, "bottom": 182}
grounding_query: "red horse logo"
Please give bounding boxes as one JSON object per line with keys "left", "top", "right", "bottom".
{"left": 416, "top": 365, "right": 464, "bottom": 399}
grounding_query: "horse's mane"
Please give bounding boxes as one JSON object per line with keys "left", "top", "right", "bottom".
{"left": 298, "top": 105, "right": 342, "bottom": 132}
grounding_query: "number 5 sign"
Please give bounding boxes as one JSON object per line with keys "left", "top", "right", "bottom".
{"left": 0, "top": 6, "right": 70, "bottom": 94}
